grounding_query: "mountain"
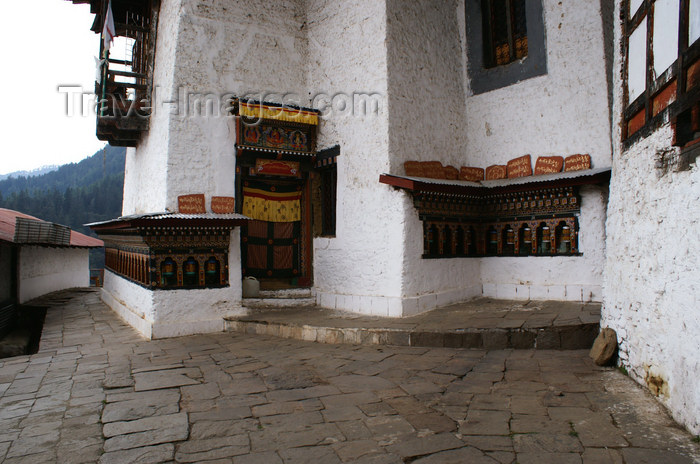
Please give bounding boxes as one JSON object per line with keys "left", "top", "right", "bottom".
{"left": 0, "top": 145, "right": 126, "bottom": 198}
{"left": 0, "top": 145, "right": 126, "bottom": 268}
{"left": 0, "top": 165, "right": 60, "bottom": 181}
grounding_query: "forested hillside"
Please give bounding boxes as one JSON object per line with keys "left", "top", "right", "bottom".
{"left": 0, "top": 145, "right": 126, "bottom": 268}
{"left": 0, "top": 145, "right": 125, "bottom": 197}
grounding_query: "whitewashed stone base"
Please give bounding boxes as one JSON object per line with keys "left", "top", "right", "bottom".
{"left": 482, "top": 283, "right": 602, "bottom": 302}
{"left": 101, "top": 285, "right": 153, "bottom": 339}
{"left": 101, "top": 269, "right": 242, "bottom": 340}
{"left": 102, "top": 270, "right": 155, "bottom": 339}
{"left": 316, "top": 285, "right": 482, "bottom": 317}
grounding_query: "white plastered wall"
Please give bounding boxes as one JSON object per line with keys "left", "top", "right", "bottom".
{"left": 111, "top": 0, "right": 303, "bottom": 334}
{"left": 307, "top": 0, "right": 408, "bottom": 316}
{"left": 121, "top": 0, "right": 182, "bottom": 216}
{"left": 115, "top": 0, "right": 613, "bottom": 325}
{"left": 123, "top": 0, "right": 310, "bottom": 216}
{"left": 102, "top": 269, "right": 156, "bottom": 338}
{"left": 464, "top": 0, "right": 613, "bottom": 167}
{"left": 383, "top": 0, "right": 481, "bottom": 314}
{"left": 363, "top": 0, "right": 612, "bottom": 312}
{"left": 18, "top": 247, "right": 90, "bottom": 303}
{"left": 602, "top": 1, "right": 700, "bottom": 435}
{"left": 164, "top": 0, "right": 309, "bottom": 210}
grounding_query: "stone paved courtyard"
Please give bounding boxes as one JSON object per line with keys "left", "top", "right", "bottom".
{"left": 0, "top": 290, "right": 698, "bottom": 464}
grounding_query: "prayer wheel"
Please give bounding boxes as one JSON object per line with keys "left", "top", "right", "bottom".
{"left": 504, "top": 227, "right": 515, "bottom": 254}
{"left": 488, "top": 228, "right": 498, "bottom": 254}
{"left": 558, "top": 225, "right": 571, "bottom": 253}
{"left": 520, "top": 227, "right": 531, "bottom": 254}
{"left": 205, "top": 257, "right": 220, "bottom": 286}
{"left": 162, "top": 261, "right": 175, "bottom": 276}
{"left": 183, "top": 257, "right": 198, "bottom": 286}
{"left": 538, "top": 226, "right": 551, "bottom": 254}
{"left": 205, "top": 257, "right": 218, "bottom": 275}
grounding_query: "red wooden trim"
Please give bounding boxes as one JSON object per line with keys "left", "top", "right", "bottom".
{"left": 379, "top": 174, "right": 416, "bottom": 190}
{"left": 379, "top": 171, "right": 611, "bottom": 196}
{"left": 302, "top": 174, "right": 313, "bottom": 283}
{"left": 90, "top": 217, "right": 248, "bottom": 231}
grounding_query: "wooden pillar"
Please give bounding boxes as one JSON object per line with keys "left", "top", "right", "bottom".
{"left": 449, "top": 224, "right": 458, "bottom": 256}
{"left": 198, "top": 256, "right": 205, "bottom": 286}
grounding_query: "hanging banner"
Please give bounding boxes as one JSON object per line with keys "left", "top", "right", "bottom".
{"left": 242, "top": 180, "right": 302, "bottom": 222}
{"left": 239, "top": 101, "right": 319, "bottom": 125}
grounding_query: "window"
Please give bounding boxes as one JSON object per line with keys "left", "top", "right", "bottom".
{"left": 320, "top": 167, "right": 337, "bottom": 236}
{"left": 466, "top": 0, "right": 546, "bottom": 94}
{"left": 623, "top": 0, "right": 700, "bottom": 151}
{"left": 312, "top": 146, "right": 339, "bottom": 237}
{"left": 94, "top": 0, "right": 157, "bottom": 146}
{"left": 482, "top": 0, "right": 528, "bottom": 68}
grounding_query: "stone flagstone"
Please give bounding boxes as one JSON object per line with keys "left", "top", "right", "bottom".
{"left": 0, "top": 290, "right": 697, "bottom": 464}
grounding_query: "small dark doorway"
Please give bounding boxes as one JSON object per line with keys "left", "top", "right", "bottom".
{"left": 239, "top": 175, "right": 311, "bottom": 287}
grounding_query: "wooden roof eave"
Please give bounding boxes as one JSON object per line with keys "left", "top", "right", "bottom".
{"left": 379, "top": 168, "right": 611, "bottom": 196}
{"left": 88, "top": 216, "right": 249, "bottom": 233}
{"left": 378, "top": 174, "right": 482, "bottom": 196}
{"left": 132, "top": 218, "right": 249, "bottom": 228}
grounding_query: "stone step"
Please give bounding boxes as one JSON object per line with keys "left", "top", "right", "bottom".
{"left": 258, "top": 288, "right": 313, "bottom": 299}
{"left": 242, "top": 297, "right": 317, "bottom": 310}
{"left": 224, "top": 302, "right": 600, "bottom": 350}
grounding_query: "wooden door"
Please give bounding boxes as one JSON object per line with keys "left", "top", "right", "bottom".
{"left": 241, "top": 218, "right": 302, "bottom": 279}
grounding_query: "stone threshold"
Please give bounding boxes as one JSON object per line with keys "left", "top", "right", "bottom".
{"left": 225, "top": 298, "right": 601, "bottom": 349}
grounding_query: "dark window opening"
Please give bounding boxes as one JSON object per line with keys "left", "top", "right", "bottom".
{"left": 466, "top": 0, "right": 546, "bottom": 94}
{"left": 313, "top": 146, "right": 339, "bottom": 238}
{"left": 482, "top": 0, "right": 528, "bottom": 68}
{"left": 320, "top": 166, "right": 337, "bottom": 236}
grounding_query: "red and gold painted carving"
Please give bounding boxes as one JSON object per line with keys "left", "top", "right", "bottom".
{"left": 404, "top": 161, "right": 425, "bottom": 177}
{"left": 178, "top": 194, "right": 206, "bottom": 214}
{"left": 255, "top": 159, "right": 301, "bottom": 177}
{"left": 485, "top": 165, "right": 507, "bottom": 180}
{"left": 534, "top": 156, "right": 564, "bottom": 175}
{"left": 238, "top": 121, "right": 314, "bottom": 153}
{"left": 443, "top": 165, "right": 459, "bottom": 180}
{"left": 211, "top": 196, "right": 236, "bottom": 214}
{"left": 564, "top": 154, "right": 591, "bottom": 172}
{"left": 460, "top": 166, "right": 485, "bottom": 182}
{"left": 507, "top": 155, "right": 532, "bottom": 178}
{"left": 422, "top": 161, "right": 445, "bottom": 179}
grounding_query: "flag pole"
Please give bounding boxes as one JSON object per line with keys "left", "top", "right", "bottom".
{"left": 100, "top": 0, "right": 115, "bottom": 118}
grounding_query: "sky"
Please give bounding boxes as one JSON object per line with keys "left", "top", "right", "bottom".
{"left": 0, "top": 1, "right": 105, "bottom": 175}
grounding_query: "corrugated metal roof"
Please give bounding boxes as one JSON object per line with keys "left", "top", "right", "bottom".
{"left": 147, "top": 213, "right": 249, "bottom": 220}
{"left": 14, "top": 218, "right": 71, "bottom": 246}
{"left": 0, "top": 208, "right": 103, "bottom": 247}
{"left": 85, "top": 212, "right": 249, "bottom": 228}
{"left": 395, "top": 176, "right": 482, "bottom": 188}
{"left": 480, "top": 167, "right": 611, "bottom": 187}
{"left": 382, "top": 167, "right": 611, "bottom": 190}
{"left": 235, "top": 144, "right": 316, "bottom": 157}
